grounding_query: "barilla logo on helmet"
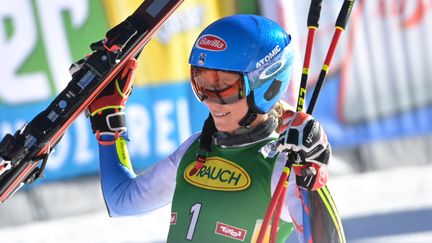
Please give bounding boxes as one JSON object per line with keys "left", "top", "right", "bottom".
{"left": 184, "top": 157, "right": 250, "bottom": 191}
{"left": 196, "top": 34, "right": 227, "bottom": 51}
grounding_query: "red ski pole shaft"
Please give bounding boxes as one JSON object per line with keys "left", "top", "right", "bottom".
{"left": 297, "top": 0, "right": 323, "bottom": 112}
{"left": 256, "top": 167, "right": 290, "bottom": 243}
{"left": 270, "top": 183, "right": 288, "bottom": 242}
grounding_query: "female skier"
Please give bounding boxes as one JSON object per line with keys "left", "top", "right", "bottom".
{"left": 88, "top": 14, "right": 330, "bottom": 242}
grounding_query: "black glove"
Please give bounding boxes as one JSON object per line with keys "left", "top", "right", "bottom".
{"left": 277, "top": 111, "right": 331, "bottom": 190}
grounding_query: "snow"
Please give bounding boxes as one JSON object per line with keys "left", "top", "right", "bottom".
{"left": 0, "top": 206, "right": 170, "bottom": 243}
{"left": 0, "top": 165, "right": 431, "bottom": 242}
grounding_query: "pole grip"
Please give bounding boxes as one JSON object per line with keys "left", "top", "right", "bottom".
{"left": 335, "top": 0, "right": 355, "bottom": 29}
{"left": 307, "top": 0, "right": 323, "bottom": 27}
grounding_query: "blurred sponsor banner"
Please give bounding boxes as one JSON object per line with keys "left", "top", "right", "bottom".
{"left": 0, "top": 0, "right": 234, "bottom": 182}
{"left": 262, "top": 0, "right": 432, "bottom": 148}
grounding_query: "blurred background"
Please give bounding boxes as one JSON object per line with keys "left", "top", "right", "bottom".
{"left": 0, "top": 0, "right": 431, "bottom": 242}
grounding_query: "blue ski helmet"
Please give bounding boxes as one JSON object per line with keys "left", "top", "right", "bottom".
{"left": 189, "top": 14, "right": 294, "bottom": 113}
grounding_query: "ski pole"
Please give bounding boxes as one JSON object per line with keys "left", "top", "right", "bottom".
{"left": 297, "top": 0, "right": 323, "bottom": 113}
{"left": 277, "top": 0, "right": 354, "bottom": 240}
{"left": 257, "top": 1, "right": 323, "bottom": 242}
{"left": 269, "top": 0, "right": 325, "bottom": 241}
{"left": 258, "top": 1, "right": 355, "bottom": 242}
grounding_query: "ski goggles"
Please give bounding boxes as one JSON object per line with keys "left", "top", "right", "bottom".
{"left": 190, "top": 66, "right": 246, "bottom": 104}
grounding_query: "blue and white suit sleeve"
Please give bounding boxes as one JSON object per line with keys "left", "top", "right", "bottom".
{"left": 98, "top": 133, "right": 200, "bottom": 217}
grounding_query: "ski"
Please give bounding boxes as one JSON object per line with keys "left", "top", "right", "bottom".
{"left": 0, "top": 0, "right": 184, "bottom": 203}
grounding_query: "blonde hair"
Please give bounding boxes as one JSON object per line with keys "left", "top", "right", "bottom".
{"left": 271, "top": 100, "right": 295, "bottom": 131}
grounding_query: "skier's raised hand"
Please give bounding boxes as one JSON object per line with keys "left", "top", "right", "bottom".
{"left": 277, "top": 111, "right": 331, "bottom": 190}
{"left": 87, "top": 58, "right": 137, "bottom": 144}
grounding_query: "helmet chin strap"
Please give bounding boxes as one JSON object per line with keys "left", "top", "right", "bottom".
{"left": 238, "top": 108, "right": 258, "bottom": 127}
{"left": 239, "top": 94, "right": 262, "bottom": 127}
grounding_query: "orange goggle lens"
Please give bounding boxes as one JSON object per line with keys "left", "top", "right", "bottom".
{"left": 190, "top": 66, "right": 245, "bottom": 104}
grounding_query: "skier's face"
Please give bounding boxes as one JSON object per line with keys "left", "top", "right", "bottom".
{"left": 194, "top": 66, "right": 267, "bottom": 133}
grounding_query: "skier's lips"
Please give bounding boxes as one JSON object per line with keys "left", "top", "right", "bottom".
{"left": 212, "top": 111, "right": 230, "bottom": 118}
